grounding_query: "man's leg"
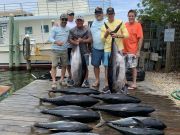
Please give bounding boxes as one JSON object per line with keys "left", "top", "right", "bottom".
{"left": 104, "top": 66, "right": 108, "bottom": 87}
{"left": 93, "top": 66, "right": 100, "bottom": 86}
{"left": 67, "top": 48, "right": 72, "bottom": 80}
{"left": 51, "top": 66, "right": 57, "bottom": 84}
{"left": 132, "top": 67, "right": 137, "bottom": 88}
{"left": 60, "top": 66, "right": 66, "bottom": 81}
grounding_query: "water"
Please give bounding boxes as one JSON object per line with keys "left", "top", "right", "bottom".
{"left": 0, "top": 69, "right": 48, "bottom": 100}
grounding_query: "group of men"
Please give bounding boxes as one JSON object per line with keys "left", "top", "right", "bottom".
{"left": 49, "top": 7, "right": 143, "bottom": 92}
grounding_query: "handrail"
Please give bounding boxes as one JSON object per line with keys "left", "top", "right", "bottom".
{"left": 0, "top": 0, "right": 111, "bottom": 17}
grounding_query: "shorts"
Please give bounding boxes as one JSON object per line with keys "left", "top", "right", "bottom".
{"left": 91, "top": 48, "right": 104, "bottom": 67}
{"left": 67, "top": 48, "right": 72, "bottom": 65}
{"left": 103, "top": 52, "right": 111, "bottom": 67}
{"left": 51, "top": 49, "right": 68, "bottom": 67}
{"left": 124, "top": 54, "right": 138, "bottom": 68}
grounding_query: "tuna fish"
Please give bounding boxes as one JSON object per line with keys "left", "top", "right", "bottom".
{"left": 39, "top": 95, "right": 99, "bottom": 107}
{"left": 104, "top": 22, "right": 126, "bottom": 93}
{"left": 34, "top": 121, "right": 92, "bottom": 132}
{"left": 50, "top": 87, "right": 100, "bottom": 95}
{"left": 92, "top": 103, "right": 155, "bottom": 117}
{"left": 107, "top": 117, "right": 166, "bottom": 130}
{"left": 41, "top": 106, "right": 100, "bottom": 122}
{"left": 107, "top": 124, "right": 164, "bottom": 135}
{"left": 51, "top": 133, "right": 100, "bottom": 135}
{"left": 90, "top": 93, "right": 141, "bottom": 104}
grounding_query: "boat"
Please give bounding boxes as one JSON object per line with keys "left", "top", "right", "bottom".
{"left": 0, "top": 0, "right": 111, "bottom": 69}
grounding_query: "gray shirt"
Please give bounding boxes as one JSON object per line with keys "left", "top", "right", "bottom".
{"left": 69, "top": 26, "right": 92, "bottom": 54}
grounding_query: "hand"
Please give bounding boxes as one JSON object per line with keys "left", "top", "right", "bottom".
{"left": 78, "top": 38, "right": 84, "bottom": 43}
{"left": 74, "top": 39, "right": 79, "bottom": 45}
{"left": 136, "top": 51, "right": 140, "bottom": 57}
{"left": 55, "top": 41, "right": 64, "bottom": 46}
{"left": 104, "top": 28, "right": 111, "bottom": 38}
{"left": 111, "top": 33, "right": 118, "bottom": 38}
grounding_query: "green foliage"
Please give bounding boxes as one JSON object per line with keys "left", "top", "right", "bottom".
{"left": 137, "top": 0, "right": 180, "bottom": 25}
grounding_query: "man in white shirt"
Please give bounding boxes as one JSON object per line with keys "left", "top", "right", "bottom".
{"left": 66, "top": 10, "right": 76, "bottom": 86}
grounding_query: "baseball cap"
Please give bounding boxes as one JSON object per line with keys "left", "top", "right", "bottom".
{"left": 67, "top": 10, "right": 74, "bottom": 15}
{"left": 60, "top": 13, "right": 68, "bottom": 19}
{"left": 106, "top": 7, "right": 115, "bottom": 14}
{"left": 76, "top": 15, "right": 84, "bottom": 21}
{"left": 95, "top": 7, "right": 103, "bottom": 14}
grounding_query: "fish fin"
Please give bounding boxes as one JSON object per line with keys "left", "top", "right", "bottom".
{"left": 132, "top": 118, "right": 145, "bottom": 128}
{"left": 95, "top": 111, "right": 106, "bottom": 128}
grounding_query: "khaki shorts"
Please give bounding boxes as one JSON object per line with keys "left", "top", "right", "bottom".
{"left": 125, "top": 54, "right": 138, "bottom": 68}
{"left": 51, "top": 49, "right": 68, "bottom": 67}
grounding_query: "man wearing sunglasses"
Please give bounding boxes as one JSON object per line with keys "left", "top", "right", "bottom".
{"left": 69, "top": 15, "right": 92, "bottom": 88}
{"left": 49, "top": 13, "right": 70, "bottom": 89}
{"left": 66, "top": 10, "right": 76, "bottom": 86}
{"left": 90, "top": 7, "right": 105, "bottom": 88}
{"left": 101, "top": 7, "right": 129, "bottom": 93}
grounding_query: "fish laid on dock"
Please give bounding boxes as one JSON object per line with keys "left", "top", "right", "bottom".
{"left": 92, "top": 103, "right": 155, "bottom": 117}
{"left": 90, "top": 93, "right": 141, "bottom": 104}
{"left": 107, "top": 116, "right": 166, "bottom": 130}
{"left": 51, "top": 132, "right": 100, "bottom": 135}
{"left": 40, "top": 95, "right": 99, "bottom": 107}
{"left": 41, "top": 106, "right": 100, "bottom": 122}
{"left": 34, "top": 121, "right": 92, "bottom": 132}
{"left": 49, "top": 87, "right": 100, "bottom": 95}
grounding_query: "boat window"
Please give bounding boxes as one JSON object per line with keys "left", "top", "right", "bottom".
{"left": 25, "top": 27, "right": 33, "bottom": 34}
{"left": 41, "top": 25, "right": 49, "bottom": 33}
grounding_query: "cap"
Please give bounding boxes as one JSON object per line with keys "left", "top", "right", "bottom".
{"left": 60, "top": 13, "right": 68, "bottom": 19}
{"left": 76, "top": 15, "right": 84, "bottom": 21}
{"left": 95, "top": 7, "right": 103, "bottom": 14}
{"left": 106, "top": 7, "right": 115, "bottom": 14}
{"left": 67, "top": 10, "right": 74, "bottom": 15}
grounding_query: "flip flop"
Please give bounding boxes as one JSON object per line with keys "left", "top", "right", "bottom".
{"left": 128, "top": 86, "right": 137, "bottom": 90}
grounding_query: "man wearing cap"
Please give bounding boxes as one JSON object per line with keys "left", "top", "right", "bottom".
{"left": 69, "top": 15, "right": 92, "bottom": 88}
{"left": 66, "top": 10, "right": 76, "bottom": 86}
{"left": 101, "top": 7, "right": 129, "bottom": 92}
{"left": 90, "top": 7, "right": 105, "bottom": 88}
{"left": 49, "top": 13, "right": 70, "bottom": 89}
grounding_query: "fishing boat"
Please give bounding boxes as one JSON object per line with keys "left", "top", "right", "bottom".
{"left": 0, "top": 0, "right": 111, "bottom": 69}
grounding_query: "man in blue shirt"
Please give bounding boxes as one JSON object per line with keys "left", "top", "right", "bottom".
{"left": 90, "top": 7, "right": 105, "bottom": 88}
{"left": 49, "top": 13, "right": 70, "bottom": 89}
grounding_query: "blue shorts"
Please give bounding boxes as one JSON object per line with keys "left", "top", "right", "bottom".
{"left": 91, "top": 48, "right": 104, "bottom": 67}
{"left": 103, "top": 52, "right": 111, "bottom": 67}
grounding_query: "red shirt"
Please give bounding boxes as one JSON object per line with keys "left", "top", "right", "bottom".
{"left": 123, "top": 22, "right": 143, "bottom": 54}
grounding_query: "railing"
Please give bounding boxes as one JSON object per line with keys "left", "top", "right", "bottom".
{"left": 0, "top": 0, "right": 111, "bottom": 17}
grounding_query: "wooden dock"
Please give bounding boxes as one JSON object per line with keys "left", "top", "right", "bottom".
{"left": 0, "top": 80, "right": 53, "bottom": 135}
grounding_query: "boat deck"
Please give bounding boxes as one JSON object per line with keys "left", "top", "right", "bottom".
{"left": 0, "top": 71, "right": 180, "bottom": 135}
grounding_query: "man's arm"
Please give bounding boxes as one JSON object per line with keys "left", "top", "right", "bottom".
{"left": 48, "top": 28, "right": 64, "bottom": 46}
{"left": 136, "top": 23, "right": 144, "bottom": 57}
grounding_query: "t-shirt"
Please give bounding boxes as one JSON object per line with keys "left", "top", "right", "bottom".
{"left": 67, "top": 20, "right": 76, "bottom": 48}
{"left": 90, "top": 19, "right": 105, "bottom": 50}
{"left": 48, "top": 25, "right": 70, "bottom": 50}
{"left": 101, "top": 19, "right": 129, "bottom": 52}
{"left": 69, "top": 26, "right": 92, "bottom": 54}
{"left": 123, "top": 22, "right": 143, "bottom": 54}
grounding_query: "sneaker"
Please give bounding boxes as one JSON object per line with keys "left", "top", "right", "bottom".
{"left": 67, "top": 79, "right": 74, "bottom": 87}
{"left": 59, "top": 80, "right": 67, "bottom": 86}
{"left": 51, "top": 83, "right": 57, "bottom": 89}
{"left": 101, "top": 86, "right": 111, "bottom": 94}
{"left": 82, "top": 80, "right": 90, "bottom": 88}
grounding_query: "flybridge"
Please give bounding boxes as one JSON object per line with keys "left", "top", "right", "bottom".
{"left": 0, "top": 0, "right": 111, "bottom": 17}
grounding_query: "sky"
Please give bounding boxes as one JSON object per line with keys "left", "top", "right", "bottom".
{"left": 0, "top": 0, "right": 141, "bottom": 21}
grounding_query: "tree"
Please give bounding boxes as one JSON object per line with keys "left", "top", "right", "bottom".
{"left": 137, "top": 0, "right": 180, "bottom": 25}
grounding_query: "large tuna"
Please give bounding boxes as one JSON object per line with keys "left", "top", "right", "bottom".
{"left": 90, "top": 93, "right": 141, "bottom": 104}
{"left": 34, "top": 121, "right": 92, "bottom": 132}
{"left": 39, "top": 95, "right": 99, "bottom": 107}
{"left": 50, "top": 87, "right": 100, "bottom": 95}
{"left": 51, "top": 133, "right": 100, "bottom": 135}
{"left": 41, "top": 106, "right": 100, "bottom": 122}
{"left": 92, "top": 103, "right": 155, "bottom": 117}
{"left": 107, "top": 117, "right": 166, "bottom": 130}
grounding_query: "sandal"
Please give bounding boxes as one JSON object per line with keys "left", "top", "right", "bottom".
{"left": 92, "top": 82, "right": 100, "bottom": 87}
{"left": 51, "top": 83, "right": 57, "bottom": 89}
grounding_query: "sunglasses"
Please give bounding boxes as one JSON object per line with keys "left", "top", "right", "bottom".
{"left": 61, "top": 18, "right": 68, "bottom": 21}
{"left": 68, "top": 13, "right": 74, "bottom": 16}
